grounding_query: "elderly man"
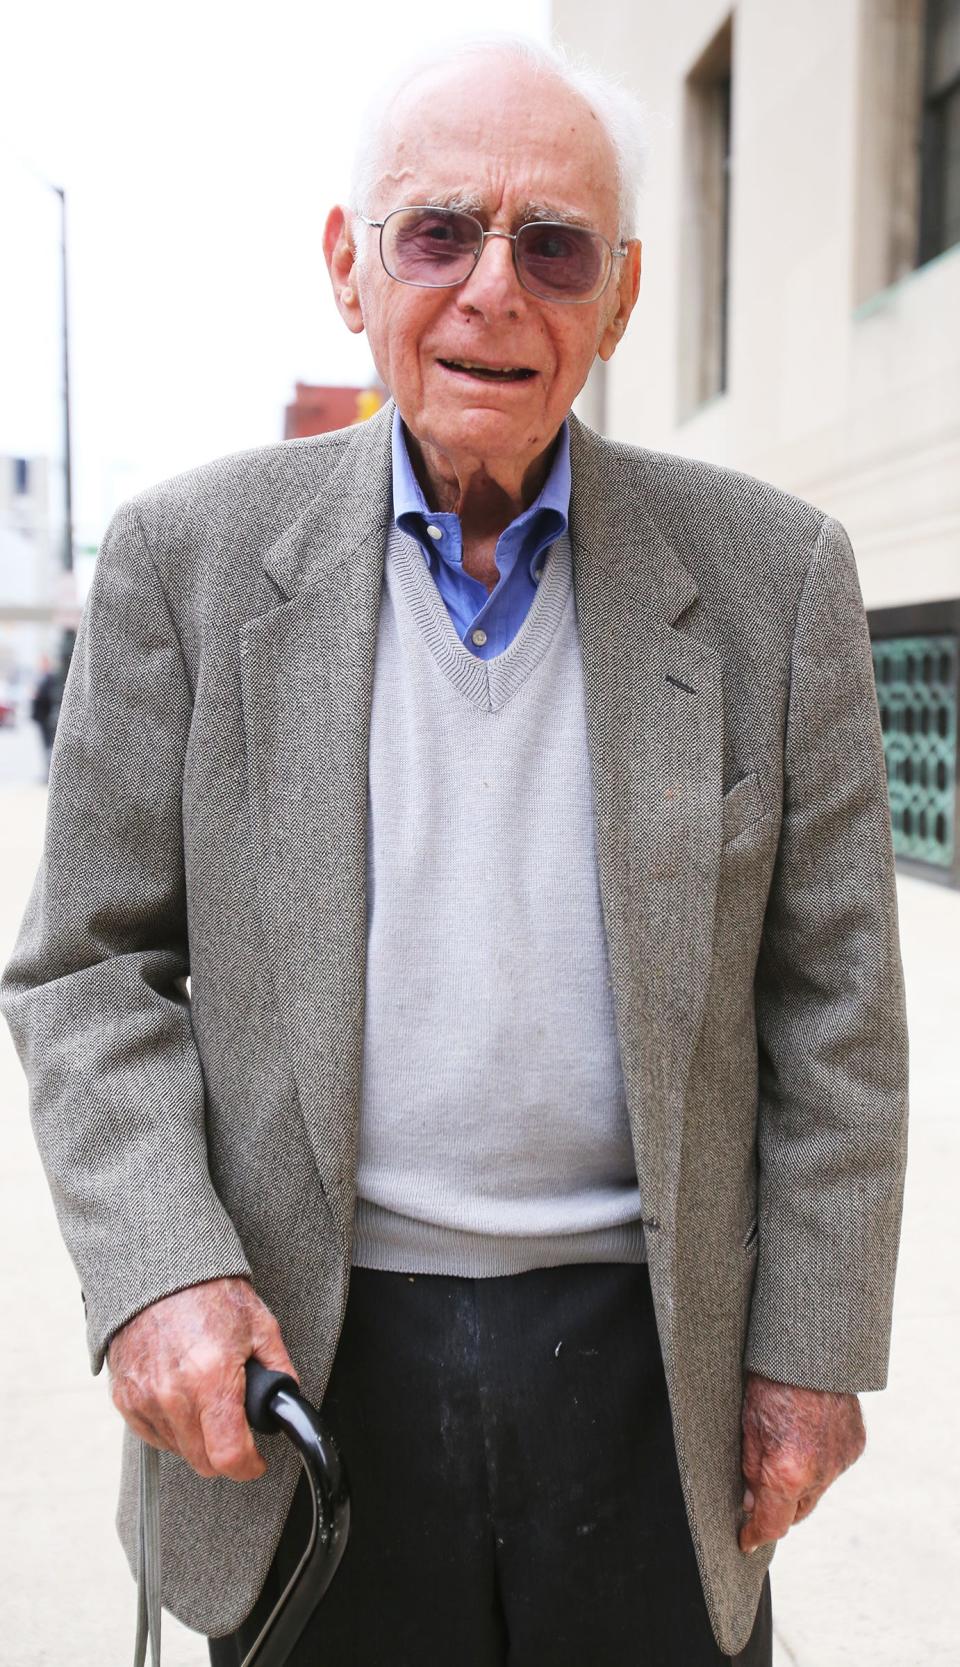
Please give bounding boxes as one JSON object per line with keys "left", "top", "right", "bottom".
{"left": 2, "top": 33, "right": 907, "bottom": 1667}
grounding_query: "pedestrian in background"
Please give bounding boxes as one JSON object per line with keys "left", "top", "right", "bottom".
{"left": 29, "top": 659, "right": 60, "bottom": 782}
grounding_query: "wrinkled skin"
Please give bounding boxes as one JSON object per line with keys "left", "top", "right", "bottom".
{"left": 323, "top": 53, "right": 642, "bottom": 559}
{"left": 108, "top": 1276, "right": 866, "bottom": 1554}
{"left": 107, "top": 1276, "right": 298, "bottom": 1481}
{"left": 739, "top": 1373, "right": 866, "bottom": 1552}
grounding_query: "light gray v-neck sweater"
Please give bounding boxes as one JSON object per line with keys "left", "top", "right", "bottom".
{"left": 352, "top": 522, "right": 646, "bottom": 1276}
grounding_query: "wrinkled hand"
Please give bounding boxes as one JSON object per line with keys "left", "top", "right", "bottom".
{"left": 107, "top": 1276, "right": 298, "bottom": 1482}
{"left": 739, "top": 1372, "right": 865, "bottom": 1553}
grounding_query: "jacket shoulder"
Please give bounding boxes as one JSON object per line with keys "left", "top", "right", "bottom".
{"left": 125, "top": 426, "right": 358, "bottom": 546}
{"left": 569, "top": 423, "right": 853, "bottom": 725}
{"left": 98, "top": 409, "right": 394, "bottom": 636}
{"left": 593, "top": 433, "right": 828, "bottom": 558}
{"left": 572, "top": 423, "right": 839, "bottom": 631}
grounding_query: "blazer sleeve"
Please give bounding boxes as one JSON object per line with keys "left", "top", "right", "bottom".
{"left": 744, "top": 514, "right": 909, "bottom": 1394}
{"left": 0, "top": 503, "right": 252, "bottom": 1376}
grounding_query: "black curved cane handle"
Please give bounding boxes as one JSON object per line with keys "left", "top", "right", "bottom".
{"left": 244, "top": 1359, "right": 300, "bottom": 1433}
{"left": 238, "top": 1357, "right": 351, "bottom": 1667}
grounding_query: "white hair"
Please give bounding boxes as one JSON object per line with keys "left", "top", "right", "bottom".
{"left": 349, "top": 32, "right": 648, "bottom": 243}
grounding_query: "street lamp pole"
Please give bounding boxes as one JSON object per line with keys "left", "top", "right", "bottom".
{"left": 54, "top": 184, "right": 74, "bottom": 575}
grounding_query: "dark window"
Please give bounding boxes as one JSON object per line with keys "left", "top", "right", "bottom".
{"left": 679, "top": 18, "right": 734, "bottom": 417}
{"left": 919, "top": 0, "right": 960, "bottom": 261}
{"left": 717, "top": 71, "right": 732, "bottom": 394}
{"left": 13, "top": 457, "right": 29, "bottom": 495}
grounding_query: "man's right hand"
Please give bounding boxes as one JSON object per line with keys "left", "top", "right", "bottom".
{"left": 106, "top": 1275, "right": 299, "bottom": 1481}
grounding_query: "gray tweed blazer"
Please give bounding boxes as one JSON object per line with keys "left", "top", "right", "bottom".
{"left": 1, "top": 400, "right": 908, "bottom": 1655}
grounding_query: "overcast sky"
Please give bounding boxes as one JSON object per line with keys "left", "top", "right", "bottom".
{"left": 1, "top": 0, "right": 550, "bottom": 547}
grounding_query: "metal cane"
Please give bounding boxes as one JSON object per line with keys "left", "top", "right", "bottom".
{"left": 237, "top": 1360, "right": 351, "bottom": 1667}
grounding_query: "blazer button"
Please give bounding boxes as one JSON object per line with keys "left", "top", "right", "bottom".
{"left": 643, "top": 1216, "right": 661, "bottom": 1232}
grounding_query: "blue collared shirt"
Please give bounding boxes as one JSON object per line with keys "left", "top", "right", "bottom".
{"left": 391, "top": 408, "right": 571, "bottom": 660}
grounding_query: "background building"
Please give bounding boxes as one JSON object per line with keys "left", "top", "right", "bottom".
{"left": 284, "top": 382, "right": 385, "bottom": 439}
{"left": 0, "top": 454, "right": 65, "bottom": 705}
{"left": 559, "top": 0, "right": 960, "bottom": 883}
{"left": 0, "top": 153, "right": 75, "bottom": 713}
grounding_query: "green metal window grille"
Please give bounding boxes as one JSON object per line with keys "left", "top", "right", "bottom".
{"left": 872, "top": 633, "right": 957, "bottom": 869}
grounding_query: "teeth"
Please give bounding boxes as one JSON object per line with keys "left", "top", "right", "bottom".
{"left": 443, "top": 359, "right": 533, "bottom": 377}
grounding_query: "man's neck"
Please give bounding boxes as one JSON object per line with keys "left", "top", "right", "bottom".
{"left": 405, "top": 427, "right": 558, "bottom": 548}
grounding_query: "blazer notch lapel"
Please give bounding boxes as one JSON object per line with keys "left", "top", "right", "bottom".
{"left": 262, "top": 401, "right": 395, "bottom": 601}
{"left": 243, "top": 495, "right": 388, "bottom": 1229}
{"left": 573, "top": 467, "right": 724, "bottom": 1221}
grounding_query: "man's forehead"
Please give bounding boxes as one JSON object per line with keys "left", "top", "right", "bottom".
{"left": 376, "top": 56, "right": 620, "bottom": 217}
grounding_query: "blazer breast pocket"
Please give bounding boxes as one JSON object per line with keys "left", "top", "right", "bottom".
{"left": 722, "top": 770, "right": 766, "bottom": 847}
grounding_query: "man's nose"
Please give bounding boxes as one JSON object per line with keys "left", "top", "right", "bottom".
{"left": 455, "top": 232, "right": 527, "bottom": 316}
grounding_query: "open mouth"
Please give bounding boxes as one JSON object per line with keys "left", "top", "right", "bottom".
{"left": 438, "top": 359, "right": 536, "bottom": 382}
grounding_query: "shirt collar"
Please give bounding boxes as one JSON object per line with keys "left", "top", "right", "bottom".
{"left": 391, "top": 406, "right": 570, "bottom": 563}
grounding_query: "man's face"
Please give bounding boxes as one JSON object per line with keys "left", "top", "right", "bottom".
{"left": 326, "top": 57, "right": 640, "bottom": 470}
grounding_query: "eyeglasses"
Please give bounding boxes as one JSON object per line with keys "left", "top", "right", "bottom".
{"left": 355, "top": 205, "right": 626, "bottom": 304}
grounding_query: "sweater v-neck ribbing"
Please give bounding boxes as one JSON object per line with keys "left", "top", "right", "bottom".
{"left": 387, "top": 523, "right": 574, "bottom": 713}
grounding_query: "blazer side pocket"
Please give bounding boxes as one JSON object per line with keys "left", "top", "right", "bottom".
{"left": 722, "top": 770, "right": 766, "bottom": 847}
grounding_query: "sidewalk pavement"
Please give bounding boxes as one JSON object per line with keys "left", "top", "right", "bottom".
{"left": 0, "top": 771, "right": 957, "bottom": 1666}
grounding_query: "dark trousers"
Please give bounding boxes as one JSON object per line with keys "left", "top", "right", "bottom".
{"left": 209, "top": 1263, "right": 771, "bottom": 1666}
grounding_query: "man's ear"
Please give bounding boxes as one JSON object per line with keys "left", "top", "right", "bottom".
{"left": 323, "top": 205, "right": 365, "bottom": 335}
{"left": 597, "top": 239, "right": 641, "bottom": 363}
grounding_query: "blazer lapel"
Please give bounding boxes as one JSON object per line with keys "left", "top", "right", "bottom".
{"left": 240, "top": 408, "right": 393, "bottom": 1236}
{"left": 569, "top": 418, "right": 725, "bottom": 1230}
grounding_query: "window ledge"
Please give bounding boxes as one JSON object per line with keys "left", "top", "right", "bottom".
{"left": 854, "top": 239, "right": 960, "bottom": 322}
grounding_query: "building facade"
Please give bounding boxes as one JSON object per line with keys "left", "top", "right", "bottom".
{"left": 284, "top": 383, "right": 385, "bottom": 440}
{"left": 0, "top": 454, "right": 66, "bottom": 698}
{"left": 557, "top": 0, "right": 960, "bottom": 881}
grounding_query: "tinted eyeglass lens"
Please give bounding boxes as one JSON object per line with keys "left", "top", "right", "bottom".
{"left": 516, "top": 222, "right": 609, "bottom": 300}
{"left": 383, "top": 208, "right": 482, "bottom": 286}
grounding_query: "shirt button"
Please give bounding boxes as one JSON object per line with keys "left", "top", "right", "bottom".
{"left": 533, "top": 567, "right": 543, "bottom": 582}
{"left": 426, "top": 524, "right": 443, "bottom": 540}
{"left": 471, "top": 629, "right": 488, "bottom": 647}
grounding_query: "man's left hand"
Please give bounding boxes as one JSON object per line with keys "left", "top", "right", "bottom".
{"left": 739, "top": 1372, "right": 866, "bottom": 1553}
